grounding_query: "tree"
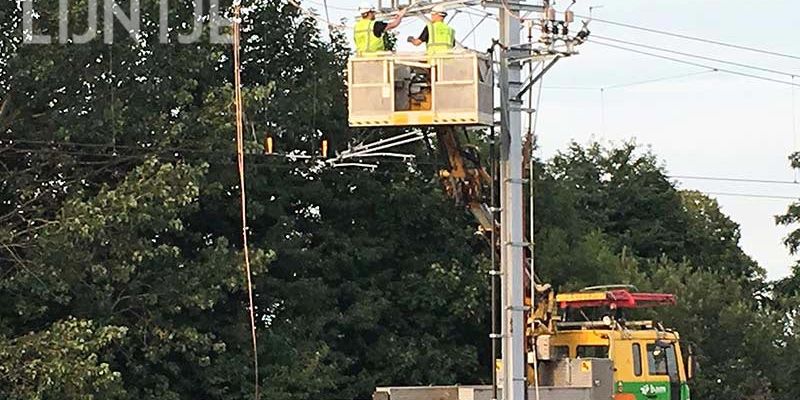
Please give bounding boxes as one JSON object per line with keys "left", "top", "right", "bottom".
{"left": 1, "top": 1, "right": 490, "bottom": 398}
{"left": 638, "top": 262, "right": 785, "bottom": 400}
{"left": 535, "top": 142, "right": 761, "bottom": 283}
{"left": 0, "top": 0, "right": 348, "bottom": 397}
{"left": 250, "top": 167, "right": 490, "bottom": 399}
{"left": 0, "top": 318, "right": 127, "bottom": 399}
{"left": 535, "top": 142, "right": 782, "bottom": 400}
{"left": 772, "top": 152, "right": 800, "bottom": 400}
{"left": 776, "top": 153, "right": 800, "bottom": 255}
{"left": 680, "top": 190, "right": 761, "bottom": 278}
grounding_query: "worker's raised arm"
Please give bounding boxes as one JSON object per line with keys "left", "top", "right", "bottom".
{"left": 407, "top": 26, "right": 428, "bottom": 47}
{"left": 384, "top": 7, "right": 408, "bottom": 31}
{"left": 408, "top": 37, "right": 423, "bottom": 46}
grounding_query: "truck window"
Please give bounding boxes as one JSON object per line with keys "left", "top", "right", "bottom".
{"left": 632, "top": 343, "right": 642, "bottom": 377}
{"left": 576, "top": 345, "right": 609, "bottom": 358}
{"left": 553, "top": 345, "right": 570, "bottom": 359}
{"left": 666, "top": 345, "right": 679, "bottom": 380}
{"left": 647, "top": 344, "right": 668, "bottom": 375}
{"left": 647, "top": 343, "right": 678, "bottom": 379}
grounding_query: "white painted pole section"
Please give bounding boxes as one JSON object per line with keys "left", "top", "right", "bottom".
{"left": 499, "top": 5, "right": 526, "bottom": 400}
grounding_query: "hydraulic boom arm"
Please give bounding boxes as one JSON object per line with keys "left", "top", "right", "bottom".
{"left": 435, "top": 126, "right": 495, "bottom": 233}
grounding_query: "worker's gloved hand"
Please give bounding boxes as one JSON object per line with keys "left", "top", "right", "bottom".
{"left": 407, "top": 36, "right": 415, "bottom": 43}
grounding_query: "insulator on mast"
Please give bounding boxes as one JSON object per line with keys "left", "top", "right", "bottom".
{"left": 545, "top": 6, "right": 556, "bottom": 21}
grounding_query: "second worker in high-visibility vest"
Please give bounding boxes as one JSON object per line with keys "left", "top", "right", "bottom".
{"left": 408, "top": 5, "right": 455, "bottom": 54}
{"left": 353, "top": 2, "right": 407, "bottom": 55}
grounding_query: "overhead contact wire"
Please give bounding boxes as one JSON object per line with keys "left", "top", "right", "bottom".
{"left": 593, "top": 35, "right": 799, "bottom": 78}
{"left": 578, "top": 14, "right": 800, "bottom": 61}
{"left": 591, "top": 40, "right": 800, "bottom": 88}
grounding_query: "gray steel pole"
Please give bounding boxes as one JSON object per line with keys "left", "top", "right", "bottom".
{"left": 498, "top": 5, "right": 526, "bottom": 400}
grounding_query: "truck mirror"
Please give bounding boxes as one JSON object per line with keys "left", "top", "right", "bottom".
{"left": 686, "top": 355, "right": 695, "bottom": 380}
{"left": 684, "top": 344, "right": 698, "bottom": 380}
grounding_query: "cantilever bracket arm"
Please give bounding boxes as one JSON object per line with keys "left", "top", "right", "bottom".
{"left": 512, "top": 56, "right": 560, "bottom": 103}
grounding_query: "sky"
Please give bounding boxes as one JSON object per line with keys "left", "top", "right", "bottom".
{"left": 300, "top": 0, "right": 800, "bottom": 280}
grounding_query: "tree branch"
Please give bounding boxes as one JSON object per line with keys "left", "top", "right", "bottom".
{"left": 0, "top": 93, "right": 10, "bottom": 127}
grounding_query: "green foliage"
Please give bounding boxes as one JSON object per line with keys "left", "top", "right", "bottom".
{"left": 248, "top": 167, "right": 488, "bottom": 400}
{"left": 1, "top": 156, "right": 274, "bottom": 398}
{"left": 384, "top": 31, "right": 398, "bottom": 51}
{"left": 680, "top": 190, "right": 760, "bottom": 278}
{"left": 534, "top": 142, "right": 786, "bottom": 400}
{"left": 636, "top": 263, "right": 785, "bottom": 399}
{"left": 776, "top": 153, "right": 800, "bottom": 256}
{"left": 2, "top": 1, "right": 483, "bottom": 398}
{"left": 535, "top": 142, "right": 762, "bottom": 284}
{"left": 537, "top": 228, "right": 640, "bottom": 289}
{"left": 0, "top": 318, "right": 126, "bottom": 399}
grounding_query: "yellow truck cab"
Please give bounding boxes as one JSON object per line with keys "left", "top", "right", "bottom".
{"left": 531, "top": 287, "right": 695, "bottom": 400}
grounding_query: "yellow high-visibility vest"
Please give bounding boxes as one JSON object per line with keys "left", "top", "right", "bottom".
{"left": 427, "top": 21, "right": 455, "bottom": 55}
{"left": 354, "top": 19, "right": 386, "bottom": 54}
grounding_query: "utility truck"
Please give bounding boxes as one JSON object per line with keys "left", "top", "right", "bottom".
{"left": 374, "top": 285, "right": 695, "bottom": 400}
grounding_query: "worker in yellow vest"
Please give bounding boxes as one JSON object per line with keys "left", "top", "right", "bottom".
{"left": 408, "top": 5, "right": 455, "bottom": 54}
{"left": 354, "top": 2, "right": 407, "bottom": 55}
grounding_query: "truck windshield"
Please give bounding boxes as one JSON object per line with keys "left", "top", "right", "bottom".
{"left": 647, "top": 343, "right": 679, "bottom": 380}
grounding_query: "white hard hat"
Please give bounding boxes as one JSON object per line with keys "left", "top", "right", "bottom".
{"left": 431, "top": 4, "right": 448, "bottom": 15}
{"left": 358, "top": 2, "right": 376, "bottom": 14}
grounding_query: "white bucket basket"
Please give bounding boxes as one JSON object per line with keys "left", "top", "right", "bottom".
{"left": 347, "top": 51, "right": 494, "bottom": 127}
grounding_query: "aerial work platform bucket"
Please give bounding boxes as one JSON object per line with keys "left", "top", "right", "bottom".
{"left": 347, "top": 51, "right": 494, "bottom": 127}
